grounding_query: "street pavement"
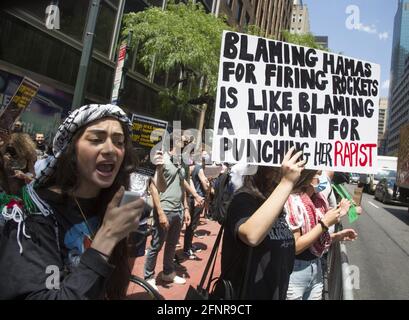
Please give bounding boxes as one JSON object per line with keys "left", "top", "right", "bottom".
{"left": 343, "top": 184, "right": 409, "bottom": 300}
{"left": 127, "top": 217, "right": 222, "bottom": 300}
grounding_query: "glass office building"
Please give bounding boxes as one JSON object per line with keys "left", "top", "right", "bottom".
{"left": 386, "top": 0, "right": 409, "bottom": 154}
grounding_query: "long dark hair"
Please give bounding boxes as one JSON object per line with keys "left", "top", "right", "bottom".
{"left": 41, "top": 118, "right": 136, "bottom": 300}
{"left": 292, "top": 169, "right": 318, "bottom": 193}
{"left": 239, "top": 166, "right": 282, "bottom": 200}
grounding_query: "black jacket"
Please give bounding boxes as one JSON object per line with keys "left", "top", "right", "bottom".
{"left": 0, "top": 189, "right": 115, "bottom": 300}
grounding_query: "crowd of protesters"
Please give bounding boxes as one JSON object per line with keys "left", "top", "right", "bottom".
{"left": 0, "top": 104, "right": 359, "bottom": 300}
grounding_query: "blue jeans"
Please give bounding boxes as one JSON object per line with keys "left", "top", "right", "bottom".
{"left": 286, "top": 258, "right": 323, "bottom": 300}
{"left": 183, "top": 197, "right": 203, "bottom": 252}
{"left": 144, "top": 209, "right": 183, "bottom": 280}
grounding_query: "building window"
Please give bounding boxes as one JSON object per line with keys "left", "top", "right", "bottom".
{"left": 94, "top": 0, "right": 116, "bottom": 55}
{"left": 236, "top": 0, "right": 243, "bottom": 22}
{"left": 18, "top": 0, "right": 91, "bottom": 43}
{"left": 18, "top": 0, "right": 51, "bottom": 20}
{"left": 58, "top": 0, "right": 91, "bottom": 42}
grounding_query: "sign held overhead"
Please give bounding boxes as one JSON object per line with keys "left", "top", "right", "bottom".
{"left": 212, "top": 31, "right": 380, "bottom": 174}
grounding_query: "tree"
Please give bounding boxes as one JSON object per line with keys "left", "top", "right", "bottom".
{"left": 122, "top": 1, "right": 232, "bottom": 122}
{"left": 282, "top": 30, "right": 329, "bottom": 51}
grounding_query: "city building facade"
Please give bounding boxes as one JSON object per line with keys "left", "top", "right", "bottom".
{"left": 290, "top": 0, "right": 310, "bottom": 34}
{"left": 387, "top": 56, "right": 409, "bottom": 155}
{"left": 386, "top": 0, "right": 409, "bottom": 152}
{"left": 378, "top": 97, "right": 389, "bottom": 155}
{"left": 0, "top": 0, "right": 129, "bottom": 141}
{"left": 314, "top": 36, "right": 329, "bottom": 49}
{"left": 0, "top": 0, "right": 199, "bottom": 141}
{"left": 218, "top": 0, "right": 292, "bottom": 41}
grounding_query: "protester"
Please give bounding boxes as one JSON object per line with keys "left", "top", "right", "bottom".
{"left": 34, "top": 144, "right": 54, "bottom": 178}
{"left": 0, "top": 104, "right": 159, "bottom": 300}
{"left": 220, "top": 147, "right": 305, "bottom": 300}
{"left": 144, "top": 133, "right": 191, "bottom": 291}
{"left": 34, "top": 132, "right": 47, "bottom": 159}
{"left": 284, "top": 170, "right": 358, "bottom": 300}
{"left": 0, "top": 132, "right": 36, "bottom": 194}
{"left": 11, "top": 121, "right": 23, "bottom": 133}
{"left": 183, "top": 157, "right": 209, "bottom": 259}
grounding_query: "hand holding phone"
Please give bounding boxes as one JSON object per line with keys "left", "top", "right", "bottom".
{"left": 120, "top": 191, "right": 141, "bottom": 207}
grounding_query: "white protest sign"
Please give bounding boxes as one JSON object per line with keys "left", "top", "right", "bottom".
{"left": 211, "top": 31, "right": 380, "bottom": 174}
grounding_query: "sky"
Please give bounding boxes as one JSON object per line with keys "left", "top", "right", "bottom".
{"left": 304, "top": 0, "right": 397, "bottom": 98}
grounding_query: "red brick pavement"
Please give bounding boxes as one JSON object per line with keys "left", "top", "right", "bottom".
{"left": 127, "top": 217, "right": 222, "bottom": 300}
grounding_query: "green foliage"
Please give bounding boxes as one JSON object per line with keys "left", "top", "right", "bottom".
{"left": 244, "top": 24, "right": 267, "bottom": 38}
{"left": 282, "top": 30, "right": 329, "bottom": 51}
{"left": 122, "top": 0, "right": 232, "bottom": 104}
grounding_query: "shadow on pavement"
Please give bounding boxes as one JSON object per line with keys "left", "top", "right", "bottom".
{"left": 384, "top": 206, "right": 409, "bottom": 225}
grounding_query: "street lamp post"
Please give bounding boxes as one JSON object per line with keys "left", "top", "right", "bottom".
{"left": 71, "top": 0, "right": 102, "bottom": 110}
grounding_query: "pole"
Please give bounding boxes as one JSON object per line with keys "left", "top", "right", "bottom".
{"left": 197, "top": 78, "right": 208, "bottom": 146}
{"left": 71, "top": 0, "right": 101, "bottom": 110}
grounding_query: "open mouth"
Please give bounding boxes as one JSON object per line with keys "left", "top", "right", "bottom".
{"left": 96, "top": 162, "right": 115, "bottom": 176}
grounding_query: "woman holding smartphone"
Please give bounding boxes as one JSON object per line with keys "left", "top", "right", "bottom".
{"left": 0, "top": 104, "right": 162, "bottom": 300}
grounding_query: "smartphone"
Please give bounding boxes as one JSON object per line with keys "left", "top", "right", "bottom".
{"left": 120, "top": 191, "right": 141, "bottom": 207}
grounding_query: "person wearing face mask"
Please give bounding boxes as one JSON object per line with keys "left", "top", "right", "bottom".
{"left": 284, "top": 170, "right": 358, "bottom": 300}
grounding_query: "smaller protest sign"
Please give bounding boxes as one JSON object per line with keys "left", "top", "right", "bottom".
{"left": 131, "top": 114, "right": 168, "bottom": 177}
{"left": 0, "top": 77, "right": 40, "bottom": 134}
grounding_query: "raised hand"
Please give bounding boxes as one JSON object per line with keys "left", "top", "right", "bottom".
{"left": 336, "top": 228, "right": 358, "bottom": 241}
{"left": 152, "top": 150, "right": 164, "bottom": 167}
{"left": 322, "top": 206, "right": 342, "bottom": 227}
{"left": 280, "top": 146, "right": 306, "bottom": 186}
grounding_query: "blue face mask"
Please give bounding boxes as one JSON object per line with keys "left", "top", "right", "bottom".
{"left": 313, "top": 174, "right": 328, "bottom": 193}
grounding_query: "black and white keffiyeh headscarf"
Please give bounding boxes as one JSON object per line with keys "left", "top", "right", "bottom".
{"left": 5, "top": 104, "right": 131, "bottom": 253}
{"left": 37, "top": 104, "right": 131, "bottom": 185}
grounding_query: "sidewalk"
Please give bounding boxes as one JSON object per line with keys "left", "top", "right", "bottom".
{"left": 127, "top": 217, "right": 222, "bottom": 300}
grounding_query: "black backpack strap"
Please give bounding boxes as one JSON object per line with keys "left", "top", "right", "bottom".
{"left": 238, "top": 247, "right": 253, "bottom": 299}
{"left": 198, "top": 224, "right": 224, "bottom": 290}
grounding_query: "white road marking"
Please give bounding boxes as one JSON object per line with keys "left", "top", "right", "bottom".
{"left": 368, "top": 201, "right": 380, "bottom": 209}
